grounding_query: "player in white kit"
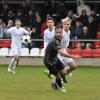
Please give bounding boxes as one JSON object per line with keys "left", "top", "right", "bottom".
{"left": 59, "top": 17, "right": 76, "bottom": 76}
{"left": 7, "top": 19, "right": 29, "bottom": 73}
{"left": 44, "top": 17, "right": 55, "bottom": 49}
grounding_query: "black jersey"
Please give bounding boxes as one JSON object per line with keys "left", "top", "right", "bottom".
{"left": 44, "top": 36, "right": 61, "bottom": 65}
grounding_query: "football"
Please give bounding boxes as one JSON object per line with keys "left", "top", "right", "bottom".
{"left": 22, "top": 35, "right": 31, "bottom": 44}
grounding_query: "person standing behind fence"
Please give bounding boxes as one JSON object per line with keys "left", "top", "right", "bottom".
{"left": 7, "top": 19, "right": 29, "bottom": 73}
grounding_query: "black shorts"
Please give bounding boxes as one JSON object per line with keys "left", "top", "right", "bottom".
{"left": 44, "top": 58, "right": 65, "bottom": 75}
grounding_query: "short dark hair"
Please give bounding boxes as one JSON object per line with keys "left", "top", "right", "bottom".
{"left": 15, "top": 19, "right": 20, "bottom": 22}
{"left": 82, "top": 10, "right": 86, "bottom": 13}
{"left": 55, "top": 24, "right": 63, "bottom": 30}
{"left": 47, "top": 17, "right": 54, "bottom": 22}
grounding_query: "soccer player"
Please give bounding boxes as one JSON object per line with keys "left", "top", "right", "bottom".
{"left": 44, "top": 25, "right": 81, "bottom": 92}
{"left": 58, "top": 17, "right": 75, "bottom": 77}
{"left": 7, "top": 19, "right": 29, "bottom": 73}
{"left": 44, "top": 17, "right": 55, "bottom": 49}
{"left": 44, "top": 17, "right": 67, "bottom": 83}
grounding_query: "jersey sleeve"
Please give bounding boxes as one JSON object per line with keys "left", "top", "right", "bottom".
{"left": 44, "top": 30, "right": 49, "bottom": 49}
{"left": 7, "top": 27, "right": 12, "bottom": 34}
{"left": 62, "top": 38, "right": 70, "bottom": 48}
{"left": 23, "top": 28, "right": 30, "bottom": 35}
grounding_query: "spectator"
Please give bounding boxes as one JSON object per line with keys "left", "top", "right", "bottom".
{"left": 6, "top": 10, "right": 15, "bottom": 22}
{"left": 15, "top": 10, "right": 24, "bottom": 23}
{"left": 79, "top": 10, "right": 88, "bottom": 26}
{"left": 30, "top": 27, "right": 38, "bottom": 48}
{"left": 67, "top": 10, "right": 76, "bottom": 21}
{"left": 21, "top": 1, "right": 31, "bottom": 15}
{"left": 91, "top": 10, "right": 98, "bottom": 23}
{"left": 56, "top": 1, "right": 66, "bottom": 18}
{"left": 87, "top": 16, "right": 97, "bottom": 39}
{"left": 40, "top": 14, "right": 50, "bottom": 38}
{"left": 73, "top": 20, "right": 83, "bottom": 39}
{"left": 23, "top": 10, "right": 35, "bottom": 27}
{"left": 1, "top": 4, "right": 9, "bottom": 22}
{"left": 77, "top": 26, "right": 93, "bottom": 48}
{"left": 4, "top": 20, "right": 14, "bottom": 39}
{"left": 34, "top": 12, "right": 42, "bottom": 38}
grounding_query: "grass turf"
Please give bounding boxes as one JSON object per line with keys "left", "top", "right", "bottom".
{"left": 0, "top": 65, "right": 100, "bottom": 100}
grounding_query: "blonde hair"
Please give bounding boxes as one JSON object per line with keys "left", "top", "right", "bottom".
{"left": 62, "top": 17, "right": 72, "bottom": 23}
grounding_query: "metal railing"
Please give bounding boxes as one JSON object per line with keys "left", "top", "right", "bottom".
{"left": 0, "top": 39, "right": 100, "bottom": 42}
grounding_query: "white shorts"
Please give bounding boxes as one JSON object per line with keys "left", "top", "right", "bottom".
{"left": 58, "top": 55, "right": 73, "bottom": 64}
{"left": 11, "top": 47, "right": 21, "bottom": 56}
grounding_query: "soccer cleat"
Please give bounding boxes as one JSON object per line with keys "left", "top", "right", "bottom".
{"left": 44, "top": 69, "right": 49, "bottom": 75}
{"left": 61, "top": 76, "right": 68, "bottom": 83}
{"left": 60, "top": 87, "right": 67, "bottom": 93}
{"left": 68, "top": 73, "right": 72, "bottom": 77}
{"left": 12, "top": 71, "right": 16, "bottom": 74}
{"left": 8, "top": 67, "right": 12, "bottom": 72}
{"left": 11, "top": 69, "right": 16, "bottom": 74}
{"left": 11, "top": 70, "right": 16, "bottom": 74}
{"left": 44, "top": 69, "right": 55, "bottom": 79}
{"left": 51, "top": 82, "right": 59, "bottom": 90}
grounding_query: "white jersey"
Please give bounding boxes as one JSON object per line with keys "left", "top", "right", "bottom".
{"left": 7, "top": 26, "right": 29, "bottom": 48}
{"left": 44, "top": 28, "right": 55, "bottom": 49}
{"left": 61, "top": 29, "right": 70, "bottom": 49}
{"left": 59, "top": 29, "right": 73, "bottom": 64}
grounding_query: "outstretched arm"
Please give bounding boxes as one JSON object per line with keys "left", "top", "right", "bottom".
{"left": 58, "top": 48, "right": 81, "bottom": 59}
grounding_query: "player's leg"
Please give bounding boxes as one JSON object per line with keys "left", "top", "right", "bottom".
{"left": 8, "top": 57, "right": 15, "bottom": 72}
{"left": 8, "top": 48, "right": 16, "bottom": 72}
{"left": 8, "top": 56, "right": 19, "bottom": 73}
{"left": 12, "top": 55, "right": 19, "bottom": 73}
{"left": 44, "top": 58, "right": 68, "bottom": 83}
{"left": 51, "top": 73, "right": 61, "bottom": 90}
{"left": 12, "top": 48, "right": 21, "bottom": 73}
{"left": 63, "top": 57, "right": 74, "bottom": 77}
{"left": 8, "top": 47, "right": 20, "bottom": 73}
{"left": 60, "top": 60, "right": 76, "bottom": 76}
{"left": 53, "top": 60, "right": 67, "bottom": 92}
{"left": 44, "top": 69, "right": 54, "bottom": 79}
{"left": 58, "top": 56, "right": 69, "bottom": 83}
{"left": 67, "top": 60, "right": 76, "bottom": 74}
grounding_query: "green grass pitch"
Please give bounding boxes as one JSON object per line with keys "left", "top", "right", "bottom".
{"left": 0, "top": 65, "right": 100, "bottom": 100}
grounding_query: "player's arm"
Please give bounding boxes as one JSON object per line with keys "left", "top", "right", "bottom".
{"left": 58, "top": 48, "right": 81, "bottom": 59}
{"left": 6, "top": 27, "right": 12, "bottom": 34}
{"left": 23, "top": 28, "right": 30, "bottom": 35}
{"left": 44, "top": 31, "right": 49, "bottom": 49}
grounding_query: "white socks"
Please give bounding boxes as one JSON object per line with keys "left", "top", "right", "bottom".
{"left": 9, "top": 58, "right": 17, "bottom": 71}
{"left": 9, "top": 58, "right": 15, "bottom": 68}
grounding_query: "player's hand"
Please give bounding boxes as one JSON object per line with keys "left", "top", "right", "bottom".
{"left": 73, "top": 55, "right": 81, "bottom": 59}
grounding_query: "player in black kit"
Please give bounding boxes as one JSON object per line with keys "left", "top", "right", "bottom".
{"left": 44, "top": 25, "right": 81, "bottom": 92}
